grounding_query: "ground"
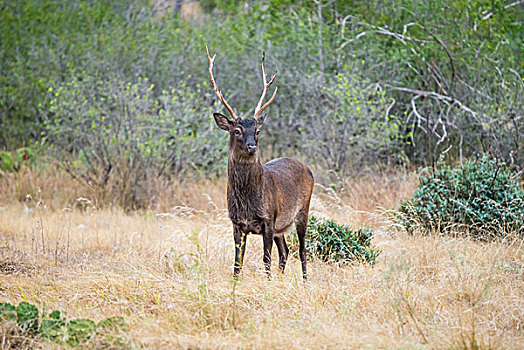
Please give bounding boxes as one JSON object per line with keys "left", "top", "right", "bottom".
{"left": 0, "top": 173, "right": 523, "bottom": 349}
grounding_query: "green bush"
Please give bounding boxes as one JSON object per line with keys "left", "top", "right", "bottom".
{"left": 0, "top": 151, "right": 15, "bottom": 172}
{"left": 290, "top": 215, "right": 380, "bottom": 264}
{"left": 399, "top": 155, "right": 524, "bottom": 239}
{"left": 42, "top": 74, "right": 224, "bottom": 208}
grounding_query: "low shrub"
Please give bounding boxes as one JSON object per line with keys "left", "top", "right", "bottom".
{"left": 0, "top": 301, "right": 129, "bottom": 347}
{"left": 399, "top": 155, "right": 524, "bottom": 239}
{"left": 289, "top": 215, "right": 380, "bottom": 264}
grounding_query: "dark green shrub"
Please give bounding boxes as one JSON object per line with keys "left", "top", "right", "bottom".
{"left": 0, "top": 151, "right": 15, "bottom": 172}
{"left": 16, "top": 301, "right": 39, "bottom": 333}
{"left": 399, "top": 155, "right": 524, "bottom": 239}
{"left": 290, "top": 215, "right": 380, "bottom": 264}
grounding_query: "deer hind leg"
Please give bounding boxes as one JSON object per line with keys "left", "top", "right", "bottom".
{"left": 262, "top": 222, "right": 275, "bottom": 279}
{"left": 233, "top": 226, "right": 247, "bottom": 279}
{"left": 295, "top": 210, "right": 309, "bottom": 281}
{"left": 273, "top": 235, "right": 289, "bottom": 273}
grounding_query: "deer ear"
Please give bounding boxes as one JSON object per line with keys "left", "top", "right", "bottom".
{"left": 213, "top": 113, "right": 233, "bottom": 131}
{"left": 256, "top": 113, "right": 267, "bottom": 127}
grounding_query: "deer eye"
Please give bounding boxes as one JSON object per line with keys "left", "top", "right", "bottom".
{"left": 255, "top": 130, "right": 260, "bottom": 136}
{"left": 234, "top": 129, "right": 241, "bottom": 136}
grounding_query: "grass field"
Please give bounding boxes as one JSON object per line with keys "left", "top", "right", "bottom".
{"left": 0, "top": 170, "right": 523, "bottom": 349}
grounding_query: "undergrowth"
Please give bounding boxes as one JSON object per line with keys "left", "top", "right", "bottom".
{"left": 0, "top": 301, "right": 130, "bottom": 348}
{"left": 399, "top": 155, "right": 524, "bottom": 239}
{"left": 290, "top": 215, "right": 380, "bottom": 264}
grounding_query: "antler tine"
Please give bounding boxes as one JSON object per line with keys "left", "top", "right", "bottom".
{"left": 254, "top": 85, "right": 278, "bottom": 120}
{"left": 253, "top": 51, "right": 278, "bottom": 120}
{"left": 206, "top": 46, "right": 239, "bottom": 121}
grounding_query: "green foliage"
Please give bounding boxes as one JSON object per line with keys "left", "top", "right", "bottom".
{"left": 400, "top": 155, "right": 524, "bottom": 239}
{"left": 0, "top": 301, "right": 129, "bottom": 347}
{"left": 41, "top": 310, "right": 67, "bottom": 342}
{"left": 0, "top": 302, "right": 16, "bottom": 321}
{"left": 291, "top": 215, "right": 380, "bottom": 264}
{"left": 307, "top": 65, "right": 402, "bottom": 172}
{"left": 0, "top": 151, "right": 15, "bottom": 173}
{"left": 340, "top": 0, "right": 524, "bottom": 164}
{"left": 2, "top": 0, "right": 523, "bottom": 181}
{"left": 16, "top": 147, "right": 35, "bottom": 169}
{"left": 16, "top": 301, "right": 39, "bottom": 333}
{"left": 42, "top": 74, "right": 224, "bottom": 208}
{"left": 67, "top": 318, "right": 97, "bottom": 345}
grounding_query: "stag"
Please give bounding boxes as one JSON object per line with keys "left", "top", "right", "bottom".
{"left": 206, "top": 47, "right": 314, "bottom": 280}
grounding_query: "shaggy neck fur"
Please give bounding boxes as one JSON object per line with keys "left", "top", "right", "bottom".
{"left": 227, "top": 156, "right": 263, "bottom": 199}
{"left": 226, "top": 150, "right": 266, "bottom": 230}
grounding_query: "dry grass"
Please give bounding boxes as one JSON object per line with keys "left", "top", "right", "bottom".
{"left": 0, "top": 170, "right": 523, "bottom": 349}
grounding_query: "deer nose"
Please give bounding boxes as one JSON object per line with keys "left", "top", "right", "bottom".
{"left": 247, "top": 144, "right": 257, "bottom": 153}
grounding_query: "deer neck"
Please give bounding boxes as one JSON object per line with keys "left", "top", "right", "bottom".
{"left": 227, "top": 155, "right": 264, "bottom": 198}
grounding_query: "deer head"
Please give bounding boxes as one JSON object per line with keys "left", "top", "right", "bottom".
{"left": 207, "top": 46, "right": 277, "bottom": 160}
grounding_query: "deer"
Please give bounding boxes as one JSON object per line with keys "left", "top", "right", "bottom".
{"left": 206, "top": 46, "right": 314, "bottom": 280}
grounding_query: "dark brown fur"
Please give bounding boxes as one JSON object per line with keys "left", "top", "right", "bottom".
{"left": 214, "top": 114, "right": 314, "bottom": 279}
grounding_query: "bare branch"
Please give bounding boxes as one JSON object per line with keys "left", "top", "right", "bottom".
{"left": 479, "top": 0, "right": 524, "bottom": 23}
{"left": 385, "top": 100, "right": 396, "bottom": 121}
{"left": 387, "top": 85, "right": 479, "bottom": 119}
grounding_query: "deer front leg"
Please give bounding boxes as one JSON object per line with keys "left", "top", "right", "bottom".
{"left": 262, "top": 223, "right": 274, "bottom": 279}
{"left": 233, "top": 226, "right": 247, "bottom": 279}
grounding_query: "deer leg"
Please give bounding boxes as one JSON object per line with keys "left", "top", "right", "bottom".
{"left": 233, "top": 226, "right": 247, "bottom": 279}
{"left": 295, "top": 211, "right": 308, "bottom": 281}
{"left": 274, "top": 235, "right": 289, "bottom": 273}
{"left": 262, "top": 225, "right": 274, "bottom": 279}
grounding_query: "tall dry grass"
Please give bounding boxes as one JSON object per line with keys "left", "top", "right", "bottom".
{"left": 0, "top": 168, "right": 523, "bottom": 349}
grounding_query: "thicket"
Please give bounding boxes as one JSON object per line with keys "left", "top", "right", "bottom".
{"left": 289, "top": 215, "right": 380, "bottom": 264}
{"left": 400, "top": 155, "right": 524, "bottom": 239}
{"left": 0, "top": 301, "right": 129, "bottom": 348}
{"left": 1, "top": 0, "right": 523, "bottom": 207}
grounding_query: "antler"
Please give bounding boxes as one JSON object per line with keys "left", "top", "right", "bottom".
{"left": 206, "top": 46, "right": 239, "bottom": 121}
{"left": 253, "top": 51, "right": 278, "bottom": 120}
